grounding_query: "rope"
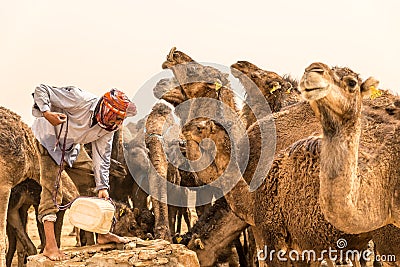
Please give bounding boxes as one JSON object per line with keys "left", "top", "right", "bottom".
{"left": 51, "top": 115, "right": 117, "bottom": 232}
{"left": 52, "top": 116, "right": 72, "bottom": 210}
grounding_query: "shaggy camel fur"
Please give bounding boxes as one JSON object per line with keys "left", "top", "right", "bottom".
{"left": 148, "top": 48, "right": 247, "bottom": 265}
{"left": 299, "top": 63, "right": 400, "bottom": 234}
{"left": 0, "top": 107, "right": 41, "bottom": 266}
{"left": 182, "top": 63, "right": 400, "bottom": 267}
{"left": 162, "top": 50, "right": 400, "bottom": 265}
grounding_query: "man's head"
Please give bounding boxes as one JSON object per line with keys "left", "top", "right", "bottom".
{"left": 96, "top": 89, "right": 137, "bottom": 131}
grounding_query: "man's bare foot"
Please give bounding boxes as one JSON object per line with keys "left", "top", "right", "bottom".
{"left": 43, "top": 247, "right": 68, "bottom": 261}
{"left": 97, "top": 232, "right": 129, "bottom": 244}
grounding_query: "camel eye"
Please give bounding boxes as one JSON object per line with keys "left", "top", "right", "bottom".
{"left": 347, "top": 79, "right": 357, "bottom": 88}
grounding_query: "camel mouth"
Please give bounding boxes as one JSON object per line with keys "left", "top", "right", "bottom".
{"left": 162, "top": 61, "right": 172, "bottom": 70}
{"left": 160, "top": 91, "right": 186, "bottom": 105}
{"left": 300, "top": 86, "right": 329, "bottom": 101}
{"left": 304, "top": 87, "right": 325, "bottom": 92}
{"left": 307, "top": 68, "right": 325, "bottom": 74}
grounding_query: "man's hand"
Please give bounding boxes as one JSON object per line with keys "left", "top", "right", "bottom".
{"left": 43, "top": 111, "right": 67, "bottom": 126}
{"left": 98, "top": 189, "right": 109, "bottom": 200}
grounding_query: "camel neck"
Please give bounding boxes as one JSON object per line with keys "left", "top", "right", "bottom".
{"left": 207, "top": 126, "right": 256, "bottom": 226}
{"left": 218, "top": 162, "right": 256, "bottom": 226}
{"left": 318, "top": 104, "right": 389, "bottom": 233}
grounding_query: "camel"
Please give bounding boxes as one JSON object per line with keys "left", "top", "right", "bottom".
{"left": 0, "top": 106, "right": 84, "bottom": 266}
{"left": 181, "top": 63, "right": 400, "bottom": 267}
{"left": 161, "top": 50, "right": 400, "bottom": 265}
{"left": 298, "top": 63, "right": 400, "bottom": 234}
{"left": 231, "top": 60, "right": 300, "bottom": 128}
{"left": 136, "top": 48, "right": 249, "bottom": 265}
{"left": 0, "top": 107, "right": 42, "bottom": 266}
{"left": 160, "top": 49, "right": 342, "bottom": 266}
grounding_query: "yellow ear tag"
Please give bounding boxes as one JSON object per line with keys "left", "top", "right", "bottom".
{"left": 215, "top": 81, "right": 222, "bottom": 91}
{"left": 269, "top": 85, "right": 280, "bottom": 94}
{"left": 176, "top": 237, "right": 183, "bottom": 243}
{"left": 370, "top": 85, "right": 382, "bottom": 100}
{"left": 285, "top": 88, "right": 292, "bottom": 94}
{"left": 119, "top": 209, "right": 125, "bottom": 217}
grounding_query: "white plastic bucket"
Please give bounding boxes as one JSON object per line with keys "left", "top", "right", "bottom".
{"left": 69, "top": 197, "right": 115, "bottom": 234}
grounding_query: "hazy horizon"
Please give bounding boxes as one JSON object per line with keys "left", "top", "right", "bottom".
{"left": 1, "top": 0, "right": 399, "bottom": 125}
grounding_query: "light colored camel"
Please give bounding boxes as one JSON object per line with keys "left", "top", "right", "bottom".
{"left": 299, "top": 63, "right": 400, "bottom": 234}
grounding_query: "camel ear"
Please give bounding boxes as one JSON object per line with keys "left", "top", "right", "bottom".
{"left": 361, "top": 77, "right": 381, "bottom": 99}
{"left": 209, "top": 121, "right": 217, "bottom": 134}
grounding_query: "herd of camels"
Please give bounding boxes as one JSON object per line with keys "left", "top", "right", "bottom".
{"left": 1, "top": 47, "right": 400, "bottom": 267}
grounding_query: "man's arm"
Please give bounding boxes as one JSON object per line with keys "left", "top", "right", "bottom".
{"left": 33, "top": 84, "right": 86, "bottom": 126}
{"left": 92, "top": 132, "right": 114, "bottom": 199}
{"left": 33, "top": 84, "right": 85, "bottom": 112}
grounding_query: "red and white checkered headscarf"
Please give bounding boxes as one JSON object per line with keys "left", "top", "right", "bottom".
{"left": 96, "top": 89, "right": 137, "bottom": 131}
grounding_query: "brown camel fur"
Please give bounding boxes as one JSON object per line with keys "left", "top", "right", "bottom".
{"left": 299, "top": 63, "right": 400, "bottom": 234}
{"left": 156, "top": 48, "right": 249, "bottom": 265}
{"left": 144, "top": 103, "right": 174, "bottom": 241}
{"left": 182, "top": 116, "right": 371, "bottom": 267}
{"left": 162, "top": 51, "right": 400, "bottom": 264}
{"left": 0, "top": 107, "right": 83, "bottom": 265}
{"left": 181, "top": 62, "right": 400, "bottom": 266}
{"left": 161, "top": 47, "right": 239, "bottom": 122}
{"left": 231, "top": 60, "right": 300, "bottom": 129}
{"left": 0, "top": 107, "right": 41, "bottom": 265}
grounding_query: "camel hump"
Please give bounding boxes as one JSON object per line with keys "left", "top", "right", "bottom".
{"left": 0, "top": 106, "right": 26, "bottom": 158}
{"left": 0, "top": 106, "right": 39, "bottom": 183}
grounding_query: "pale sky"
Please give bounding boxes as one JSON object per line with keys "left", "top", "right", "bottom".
{"left": 1, "top": 0, "right": 399, "bottom": 125}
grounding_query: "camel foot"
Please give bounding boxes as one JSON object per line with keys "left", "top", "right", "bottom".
{"left": 42, "top": 248, "right": 68, "bottom": 261}
{"left": 97, "top": 233, "right": 129, "bottom": 244}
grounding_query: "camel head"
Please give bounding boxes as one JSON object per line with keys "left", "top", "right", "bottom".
{"left": 156, "top": 66, "right": 232, "bottom": 113}
{"left": 231, "top": 61, "right": 260, "bottom": 75}
{"left": 112, "top": 202, "right": 147, "bottom": 239}
{"left": 182, "top": 117, "right": 230, "bottom": 184}
{"left": 161, "top": 47, "right": 232, "bottom": 100}
{"left": 153, "top": 77, "right": 185, "bottom": 106}
{"left": 162, "top": 47, "right": 195, "bottom": 69}
{"left": 231, "top": 60, "right": 299, "bottom": 113}
{"left": 299, "top": 62, "right": 377, "bottom": 126}
{"left": 231, "top": 60, "right": 294, "bottom": 95}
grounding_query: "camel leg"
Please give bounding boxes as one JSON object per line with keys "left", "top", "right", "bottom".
{"left": 0, "top": 186, "right": 12, "bottom": 267}
{"left": 7, "top": 206, "right": 36, "bottom": 256}
{"left": 81, "top": 230, "right": 95, "bottom": 246}
{"left": 233, "top": 237, "right": 247, "bottom": 267}
{"left": 16, "top": 240, "right": 26, "bottom": 267}
{"left": 18, "top": 204, "right": 37, "bottom": 266}
{"left": 33, "top": 205, "right": 45, "bottom": 253}
{"left": 168, "top": 205, "right": 177, "bottom": 236}
{"left": 182, "top": 208, "right": 191, "bottom": 232}
{"left": 5, "top": 225, "right": 16, "bottom": 267}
